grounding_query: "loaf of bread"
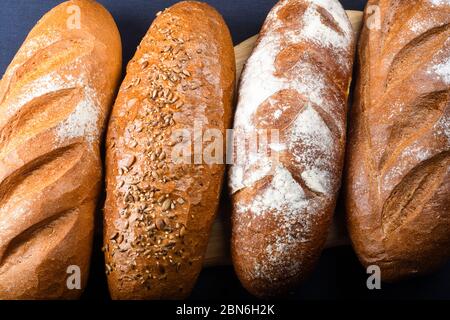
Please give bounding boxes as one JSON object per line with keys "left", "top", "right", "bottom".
{"left": 103, "top": 1, "right": 235, "bottom": 299}
{"left": 229, "top": 0, "right": 355, "bottom": 297}
{"left": 346, "top": 0, "right": 450, "bottom": 282}
{"left": 0, "top": 0, "right": 121, "bottom": 299}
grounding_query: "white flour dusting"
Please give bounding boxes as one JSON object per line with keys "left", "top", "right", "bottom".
{"left": 230, "top": 155, "right": 273, "bottom": 193}
{"left": 301, "top": 4, "right": 350, "bottom": 49}
{"left": 20, "top": 33, "right": 59, "bottom": 59}
{"left": 301, "top": 168, "right": 330, "bottom": 194}
{"left": 435, "top": 113, "right": 450, "bottom": 146}
{"left": 236, "top": 165, "right": 308, "bottom": 217}
{"left": 233, "top": 36, "right": 285, "bottom": 133}
{"left": 444, "top": 116, "right": 450, "bottom": 145}
{"left": 269, "top": 142, "right": 287, "bottom": 152}
{"left": 55, "top": 85, "right": 100, "bottom": 145}
{"left": 308, "top": 0, "right": 355, "bottom": 36}
{"left": 408, "top": 18, "right": 429, "bottom": 34}
{"left": 255, "top": 236, "right": 303, "bottom": 282}
{"left": 382, "top": 114, "right": 450, "bottom": 192}
{"left": 273, "top": 109, "right": 283, "bottom": 119}
{"left": 431, "top": 58, "right": 450, "bottom": 84}
{"left": 4, "top": 73, "right": 66, "bottom": 118}
{"left": 428, "top": 0, "right": 450, "bottom": 6}
{"left": 287, "top": 103, "right": 334, "bottom": 167}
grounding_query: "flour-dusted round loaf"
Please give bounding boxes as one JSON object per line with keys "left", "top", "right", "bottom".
{"left": 346, "top": 0, "right": 450, "bottom": 282}
{"left": 0, "top": 0, "right": 122, "bottom": 299}
{"left": 229, "top": 0, "right": 355, "bottom": 297}
{"left": 103, "top": 1, "right": 235, "bottom": 299}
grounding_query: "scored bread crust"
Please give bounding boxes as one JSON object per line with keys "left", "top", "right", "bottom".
{"left": 103, "top": 1, "right": 235, "bottom": 299}
{"left": 346, "top": 0, "right": 450, "bottom": 282}
{"left": 0, "top": 0, "right": 122, "bottom": 299}
{"left": 229, "top": 0, "right": 355, "bottom": 297}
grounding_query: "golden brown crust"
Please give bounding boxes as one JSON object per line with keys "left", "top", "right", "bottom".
{"left": 346, "top": 0, "right": 450, "bottom": 282}
{"left": 104, "top": 1, "right": 235, "bottom": 299}
{"left": 229, "top": 0, "right": 355, "bottom": 298}
{"left": 0, "top": 0, "right": 122, "bottom": 299}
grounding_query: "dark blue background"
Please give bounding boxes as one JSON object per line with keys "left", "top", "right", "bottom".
{"left": 1, "top": 0, "right": 449, "bottom": 300}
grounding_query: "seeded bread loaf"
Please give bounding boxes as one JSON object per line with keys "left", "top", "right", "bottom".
{"left": 0, "top": 0, "right": 122, "bottom": 299}
{"left": 346, "top": 0, "right": 450, "bottom": 282}
{"left": 103, "top": 1, "right": 235, "bottom": 299}
{"left": 229, "top": 0, "right": 355, "bottom": 298}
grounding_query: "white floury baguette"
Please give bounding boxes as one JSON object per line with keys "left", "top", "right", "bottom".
{"left": 229, "top": 0, "right": 355, "bottom": 297}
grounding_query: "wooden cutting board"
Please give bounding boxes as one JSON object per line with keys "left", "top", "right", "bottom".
{"left": 203, "top": 10, "right": 364, "bottom": 267}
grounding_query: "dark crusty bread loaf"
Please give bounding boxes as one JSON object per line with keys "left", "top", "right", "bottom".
{"left": 229, "top": 0, "right": 355, "bottom": 297}
{"left": 0, "top": 0, "right": 122, "bottom": 299}
{"left": 346, "top": 0, "right": 450, "bottom": 282}
{"left": 103, "top": 1, "right": 235, "bottom": 299}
